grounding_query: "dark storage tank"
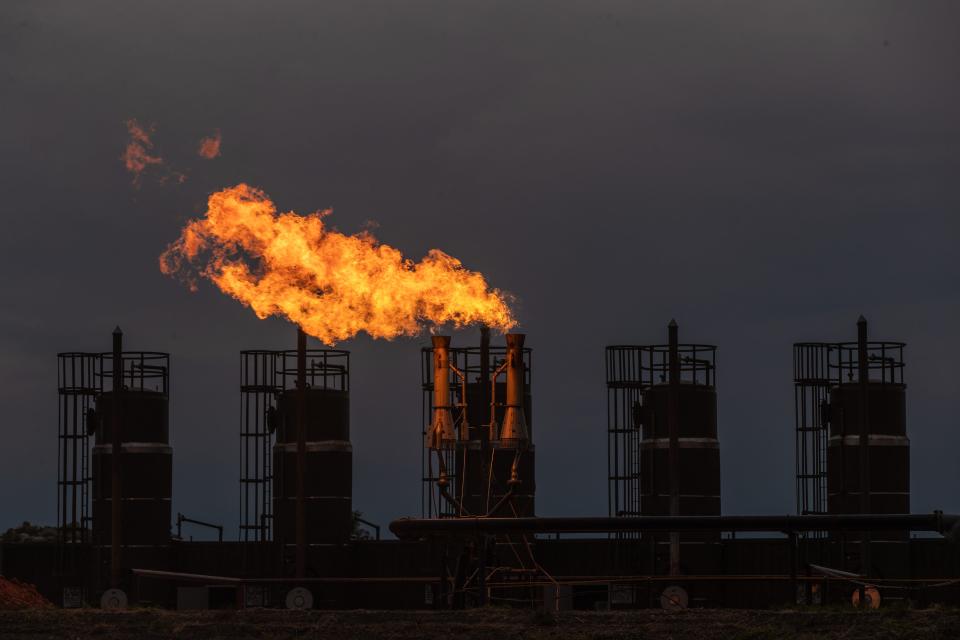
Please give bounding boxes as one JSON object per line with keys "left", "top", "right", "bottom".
{"left": 826, "top": 343, "right": 909, "bottom": 516}
{"left": 606, "top": 323, "right": 721, "bottom": 579}
{"left": 640, "top": 382, "right": 720, "bottom": 517}
{"left": 271, "top": 357, "right": 352, "bottom": 545}
{"left": 240, "top": 344, "right": 352, "bottom": 576}
{"left": 606, "top": 325, "right": 720, "bottom": 523}
{"left": 90, "top": 351, "right": 172, "bottom": 548}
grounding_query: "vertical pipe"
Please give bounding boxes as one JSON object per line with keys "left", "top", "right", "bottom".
{"left": 428, "top": 336, "right": 455, "bottom": 448}
{"left": 667, "top": 319, "right": 680, "bottom": 576}
{"left": 295, "top": 328, "right": 307, "bottom": 579}
{"left": 110, "top": 327, "right": 123, "bottom": 588}
{"left": 480, "top": 326, "right": 490, "bottom": 443}
{"left": 857, "top": 316, "right": 871, "bottom": 586}
{"left": 789, "top": 531, "right": 798, "bottom": 600}
{"left": 59, "top": 380, "right": 68, "bottom": 543}
{"left": 84, "top": 358, "right": 92, "bottom": 543}
{"left": 479, "top": 326, "right": 491, "bottom": 511}
{"left": 477, "top": 535, "right": 487, "bottom": 606}
{"left": 71, "top": 391, "right": 78, "bottom": 544}
{"left": 500, "top": 334, "right": 528, "bottom": 443}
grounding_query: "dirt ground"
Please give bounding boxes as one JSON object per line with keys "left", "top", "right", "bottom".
{"left": 0, "top": 578, "right": 52, "bottom": 611}
{"left": 1, "top": 607, "right": 960, "bottom": 640}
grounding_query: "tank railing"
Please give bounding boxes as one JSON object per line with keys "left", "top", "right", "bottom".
{"left": 681, "top": 356, "right": 714, "bottom": 387}
{"left": 127, "top": 362, "right": 169, "bottom": 394}
{"left": 276, "top": 349, "right": 350, "bottom": 391}
{"left": 307, "top": 360, "right": 348, "bottom": 390}
{"left": 605, "top": 345, "right": 717, "bottom": 389}
{"left": 95, "top": 352, "right": 170, "bottom": 394}
{"left": 831, "top": 341, "right": 905, "bottom": 385}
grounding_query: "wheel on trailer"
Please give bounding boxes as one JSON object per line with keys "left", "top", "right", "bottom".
{"left": 285, "top": 587, "right": 313, "bottom": 610}
{"left": 660, "top": 585, "right": 688, "bottom": 610}
{"left": 851, "top": 585, "right": 881, "bottom": 609}
{"left": 100, "top": 588, "right": 128, "bottom": 610}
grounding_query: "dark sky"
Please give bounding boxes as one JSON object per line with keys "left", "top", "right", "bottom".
{"left": 2, "top": 1, "right": 958, "bottom": 538}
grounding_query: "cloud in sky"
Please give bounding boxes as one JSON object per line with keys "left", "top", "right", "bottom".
{"left": 197, "top": 130, "right": 221, "bottom": 159}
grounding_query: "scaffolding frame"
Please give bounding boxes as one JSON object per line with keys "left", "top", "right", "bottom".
{"left": 420, "top": 342, "right": 532, "bottom": 519}
{"left": 793, "top": 340, "right": 906, "bottom": 519}
{"left": 56, "top": 348, "right": 169, "bottom": 576}
{"left": 240, "top": 351, "right": 279, "bottom": 545}
{"left": 605, "top": 344, "right": 717, "bottom": 520}
{"left": 793, "top": 343, "right": 832, "bottom": 519}
{"left": 57, "top": 353, "right": 98, "bottom": 571}
{"left": 239, "top": 348, "right": 350, "bottom": 545}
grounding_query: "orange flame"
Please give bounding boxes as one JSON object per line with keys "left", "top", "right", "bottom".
{"left": 121, "top": 119, "right": 163, "bottom": 186}
{"left": 197, "top": 130, "right": 221, "bottom": 159}
{"left": 160, "top": 184, "right": 516, "bottom": 344}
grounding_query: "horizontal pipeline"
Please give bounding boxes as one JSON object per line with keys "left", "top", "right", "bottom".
{"left": 390, "top": 512, "right": 960, "bottom": 540}
{"left": 132, "top": 568, "right": 438, "bottom": 584}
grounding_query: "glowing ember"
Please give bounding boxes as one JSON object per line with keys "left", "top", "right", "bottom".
{"left": 160, "top": 184, "right": 516, "bottom": 344}
{"left": 197, "top": 130, "right": 221, "bottom": 159}
{"left": 121, "top": 119, "right": 163, "bottom": 186}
